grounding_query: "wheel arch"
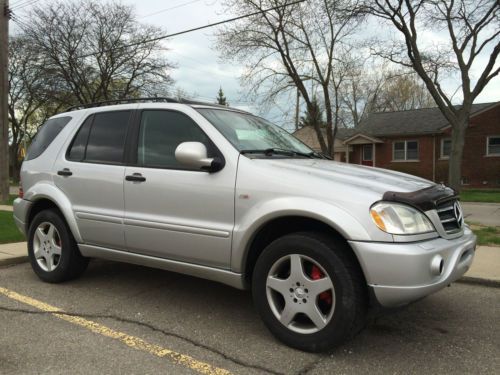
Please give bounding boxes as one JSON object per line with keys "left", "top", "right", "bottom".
{"left": 24, "top": 184, "right": 82, "bottom": 243}
{"left": 239, "top": 215, "right": 367, "bottom": 288}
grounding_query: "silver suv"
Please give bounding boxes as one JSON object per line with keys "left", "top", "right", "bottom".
{"left": 13, "top": 98, "right": 476, "bottom": 352}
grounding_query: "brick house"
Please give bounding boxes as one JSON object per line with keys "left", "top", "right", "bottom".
{"left": 293, "top": 101, "right": 500, "bottom": 187}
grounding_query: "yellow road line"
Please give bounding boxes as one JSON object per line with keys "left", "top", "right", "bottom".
{"left": 0, "top": 287, "right": 232, "bottom": 375}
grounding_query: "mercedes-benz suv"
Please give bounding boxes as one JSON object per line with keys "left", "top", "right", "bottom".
{"left": 13, "top": 98, "right": 476, "bottom": 352}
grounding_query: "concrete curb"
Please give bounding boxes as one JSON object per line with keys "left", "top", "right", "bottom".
{"left": 0, "top": 255, "right": 29, "bottom": 267}
{"left": 457, "top": 276, "right": 500, "bottom": 288}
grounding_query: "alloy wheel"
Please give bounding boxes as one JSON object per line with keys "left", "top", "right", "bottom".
{"left": 33, "top": 222, "right": 62, "bottom": 272}
{"left": 266, "top": 254, "right": 335, "bottom": 334}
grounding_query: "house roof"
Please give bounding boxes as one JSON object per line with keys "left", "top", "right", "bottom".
{"left": 356, "top": 101, "right": 499, "bottom": 136}
{"left": 342, "top": 133, "right": 384, "bottom": 144}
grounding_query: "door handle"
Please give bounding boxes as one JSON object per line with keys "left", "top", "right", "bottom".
{"left": 125, "top": 173, "right": 146, "bottom": 182}
{"left": 57, "top": 168, "right": 72, "bottom": 177}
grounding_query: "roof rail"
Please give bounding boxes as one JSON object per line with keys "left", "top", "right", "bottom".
{"left": 178, "top": 98, "right": 252, "bottom": 114}
{"left": 65, "top": 97, "right": 179, "bottom": 112}
{"left": 64, "top": 96, "right": 252, "bottom": 115}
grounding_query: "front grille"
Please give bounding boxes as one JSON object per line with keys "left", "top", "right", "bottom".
{"left": 436, "top": 199, "right": 462, "bottom": 233}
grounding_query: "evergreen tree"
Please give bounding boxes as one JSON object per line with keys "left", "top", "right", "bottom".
{"left": 299, "top": 98, "right": 325, "bottom": 128}
{"left": 216, "top": 87, "right": 228, "bottom": 106}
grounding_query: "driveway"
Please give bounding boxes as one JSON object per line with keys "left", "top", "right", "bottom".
{"left": 0, "top": 261, "right": 499, "bottom": 374}
{"left": 462, "top": 202, "right": 500, "bottom": 227}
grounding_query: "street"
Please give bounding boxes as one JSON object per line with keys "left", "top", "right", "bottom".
{"left": 0, "top": 260, "right": 499, "bottom": 375}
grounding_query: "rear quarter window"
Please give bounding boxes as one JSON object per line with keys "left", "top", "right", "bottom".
{"left": 25, "top": 117, "right": 72, "bottom": 161}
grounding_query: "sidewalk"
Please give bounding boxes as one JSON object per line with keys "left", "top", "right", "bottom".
{"left": 0, "top": 242, "right": 498, "bottom": 286}
{"left": 461, "top": 245, "right": 500, "bottom": 285}
{"left": 462, "top": 202, "right": 500, "bottom": 227}
{"left": 0, "top": 242, "right": 28, "bottom": 266}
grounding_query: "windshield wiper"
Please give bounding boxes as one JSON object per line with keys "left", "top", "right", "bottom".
{"left": 241, "top": 148, "right": 318, "bottom": 158}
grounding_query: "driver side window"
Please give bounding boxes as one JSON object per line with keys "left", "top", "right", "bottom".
{"left": 137, "top": 110, "right": 211, "bottom": 169}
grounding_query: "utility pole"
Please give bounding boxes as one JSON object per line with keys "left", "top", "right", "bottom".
{"left": 294, "top": 87, "right": 300, "bottom": 131}
{"left": 0, "top": 0, "right": 8, "bottom": 203}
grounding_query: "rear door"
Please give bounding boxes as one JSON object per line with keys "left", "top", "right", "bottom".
{"left": 54, "top": 110, "right": 133, "bottom": 249}
{"left": 123, "top": 109, "right": 236, "bottom": 268}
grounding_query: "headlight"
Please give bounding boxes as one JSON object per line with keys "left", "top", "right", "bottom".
{"left": 370, "top": 202, "right": 434, "bottom": 235}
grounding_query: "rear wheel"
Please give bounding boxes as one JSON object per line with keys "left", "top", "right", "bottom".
{"left": 28, "top": 209, "right": 88, "bottom": 283}
{"left": 252, "top": 232, "right": 366, "bottom": 352}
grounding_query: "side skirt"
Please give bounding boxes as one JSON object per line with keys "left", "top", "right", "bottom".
{"left": 78, "top": 244, "right": 246, "bottom": 290}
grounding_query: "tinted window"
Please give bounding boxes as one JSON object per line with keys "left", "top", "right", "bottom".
{"left": 67, "top": 116, "right": 93, "bottom": 161}
{"left": 85, "top": 111, "right": 130, "bottom": 164}
{"left": 138, "top": 110, "right": 210, "bottom": 169}
{"left": 26, "top": 117, "right": 72, "bottom": 160}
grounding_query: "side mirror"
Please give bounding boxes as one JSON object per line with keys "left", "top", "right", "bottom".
{"left": 175, "top": 142, "right": 223, "bottom": 172}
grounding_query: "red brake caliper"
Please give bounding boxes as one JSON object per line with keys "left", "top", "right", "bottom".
{"left": 311, "top": 265, "right": 332, "bottom": 305}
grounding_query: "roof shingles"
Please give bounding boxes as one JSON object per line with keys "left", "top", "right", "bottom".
{"left": 356, "top": 102, "right": 498, "bottom": 137}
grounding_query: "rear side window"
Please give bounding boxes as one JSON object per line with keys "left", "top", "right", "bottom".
{"left": 67, "top": 111, "right": 131, "bottom": 164}
{"left": 26, "top": 117, "right": 72, "bottom": 160}
{"left": 67, "top": 116, "right": 92, "bottom": 161}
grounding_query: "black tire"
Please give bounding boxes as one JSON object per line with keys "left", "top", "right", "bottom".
{"left": 252, "top": 231, "right": 367, "bottom": 352}
{"left": 28, "top": 209, "right": 89, "bottom": 283}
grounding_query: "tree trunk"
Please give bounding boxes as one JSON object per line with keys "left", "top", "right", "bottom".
{"left": 9, "top": 144, "right": 20, "bottom": 184}
{"left": 448, "top": 118, "right": 468, "bottom": 192}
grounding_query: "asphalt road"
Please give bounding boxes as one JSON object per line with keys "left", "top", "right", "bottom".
{"left": 0, "top": 261, "right": 499, "bottom": 375}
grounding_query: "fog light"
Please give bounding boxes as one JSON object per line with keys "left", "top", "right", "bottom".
{"left": 430, "top": 255, "right": 444, "bottom": 276}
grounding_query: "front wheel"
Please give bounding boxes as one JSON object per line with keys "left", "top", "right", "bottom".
{"left": 252, "top": 232, "right": 367, "bottom": 352}
{"left": 28, "top": 209, "right": 89, "bottom": 283}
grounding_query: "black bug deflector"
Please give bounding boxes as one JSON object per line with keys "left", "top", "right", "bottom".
{"left": 382, "top": 184, "right": 457, "bottom": 211}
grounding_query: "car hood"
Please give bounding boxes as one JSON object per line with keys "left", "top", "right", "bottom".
{"left": 260, "top": 158, "right": 434, "bottom": 197}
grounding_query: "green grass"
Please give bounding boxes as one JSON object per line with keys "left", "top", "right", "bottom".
{"left": 471, "top": 225, "right": 500, "bottom": 246}
{"left": 460, "top": 189, "right": 500, "bottom": 203}
{"left": 0, "top": 211, "right": 25, "bottom": 244}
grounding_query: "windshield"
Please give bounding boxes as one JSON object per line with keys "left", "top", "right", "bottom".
{"left": 196, "top": 108, "right": 314, "bottom": 155}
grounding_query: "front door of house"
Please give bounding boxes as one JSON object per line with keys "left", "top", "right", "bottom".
{"left": 361, "top": 144, "right": 374, "bottom": 166}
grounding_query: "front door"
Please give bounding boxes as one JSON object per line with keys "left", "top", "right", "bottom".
{"left": 123, "top": 109, "right": 236, "bottom": 268}
{"left": 361, "top": 144, "right": 374, "bottom": 166}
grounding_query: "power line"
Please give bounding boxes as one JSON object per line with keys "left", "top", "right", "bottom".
{"left": 62, "top": 0, "right": 306, "bottom": 62}
{"left": 10, "top": 0, "right": 41, "bottom": 10}
{"left": 139, "top": 0, "right": 204, "bottom": 19}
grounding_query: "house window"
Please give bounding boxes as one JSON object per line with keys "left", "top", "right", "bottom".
{"left": 362, "top": 144, "right": 373, "bottom": 161}
{"left": 461, "top": 176, "right": 470, "bottom": 185}
{"left": 393, "top": 140, "right": 419, "bottom": 161}
{"left": 487, "top": 136, "right": 500, "bottom": 156}
{"left": 441, "top": 138, "right": 451, "bottom": 158}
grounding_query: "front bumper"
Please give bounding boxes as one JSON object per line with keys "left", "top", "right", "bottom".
{"left": 13, "top": 198, "right": 32, "bottom": 236}
{"left": 349, "top": 227, "right": 476, "bottom": 307}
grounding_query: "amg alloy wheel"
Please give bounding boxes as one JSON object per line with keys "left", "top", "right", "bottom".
{"left": 266, "top": 254, "right": 335, "bottom": 334}
{"left": 28, "top": 209, "right": 88, "bottom": 283}
{"left": 253, "top": 232, "right": 366, "bottom": 352}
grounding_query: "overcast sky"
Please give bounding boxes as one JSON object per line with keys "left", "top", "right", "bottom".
{"left": 11, "top": 0, "right": 500, "bottom": 129}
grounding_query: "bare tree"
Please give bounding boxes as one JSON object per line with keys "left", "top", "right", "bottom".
{"left": 216, "top": 0, "right": 360, "bottom": 156}
{"left": 361, "top": 0, "right": 499, "bottom": 190}
{"left": 339, "top": 57, "right": 387, "bottom": 127}
{"left": 374, "top": 71, "right": 435, "bottom": 112}
{"left": 22, "top": 0, "right": 175, "bottom": 106}
{"left": 8, "top": 36, "right": 40, "bottom": 183}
